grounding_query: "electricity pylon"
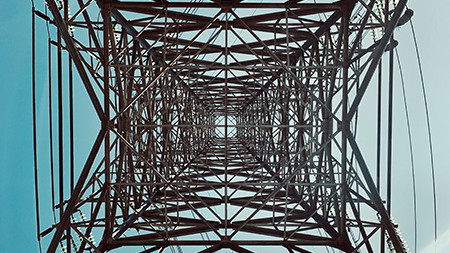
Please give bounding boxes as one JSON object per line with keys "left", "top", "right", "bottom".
{"left": 36, "top": 0, "right": 412, "bottom": 252}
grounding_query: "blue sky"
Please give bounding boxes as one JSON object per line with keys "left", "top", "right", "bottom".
{"left": 1, "top": 1, "right": 449, "bottom": 252}
{"left": 0, "top": 1, "right": 37, "bottom": 251}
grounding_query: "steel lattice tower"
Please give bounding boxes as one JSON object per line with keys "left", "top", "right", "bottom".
{"left": 35, "top": 0, "right": 413, "bottom": 252}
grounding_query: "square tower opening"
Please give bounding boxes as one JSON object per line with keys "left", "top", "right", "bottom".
{"left": 215, "top": 115, "right": 236, "bottom": 138}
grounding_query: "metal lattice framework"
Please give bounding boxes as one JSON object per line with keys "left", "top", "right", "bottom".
{"left": 36, "top": 0, "right": 412, "bottom": 252}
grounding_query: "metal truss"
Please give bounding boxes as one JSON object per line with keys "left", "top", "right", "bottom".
{"left": 37, "top": 0, "right": 412, "bottom": 252}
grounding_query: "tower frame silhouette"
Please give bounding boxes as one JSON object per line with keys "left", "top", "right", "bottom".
{"left": 38, "top": 0, "right": 409, "bottom": 252}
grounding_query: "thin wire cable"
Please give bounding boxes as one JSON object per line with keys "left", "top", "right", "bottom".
{"left": 410, "top": 17, "right": 438, "bottom": 251}
{"left": 32, "top": 1, "right": 43, "bottom": 252}
{"left": 395, "top": 47, "right": 417, "bottom": 253}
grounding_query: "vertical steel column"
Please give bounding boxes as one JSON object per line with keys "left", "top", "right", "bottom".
{"left": 67, "top": 24, "right": 74, "bottom": 196}
{"left": 48, "top": 36, "right": 56, "bottom": 217}
{"left": 377, "top": 59, "right": 385, "bottom": 253}
{"left": 63, "top": 1, "right": 72, "bottom": 250}
{"left": 31, "top": 5, "right": 42, "bottom": 251}
{"left": 387, "top": 13, "right": 394, "bottom": 216}
{"left": 57, "top": 28, "right": 64, "bottom": 223}
{"left": 224, "top": 9, "right": 229, "bottom": 239}
{"left": 376, "top": 61, "right": 382, "bottom": 192}
{"left": 102, "top": 1, "right": 112, "bottom": 246}
{"left": 340, "top": 5, "right": 350, "bottom": 236}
